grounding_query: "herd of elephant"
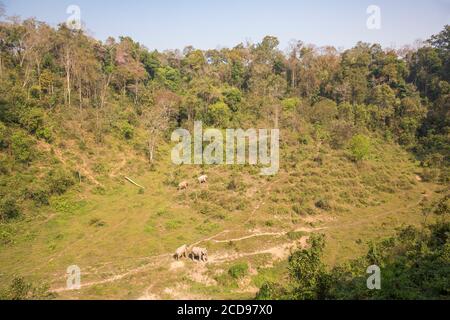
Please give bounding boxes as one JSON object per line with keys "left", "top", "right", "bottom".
{"left": 177, "top": 175, "right": 208, "bottom": 190}
{"left": 174, "top": 175, "right": 209, "bottom": 262}
{"left": 174, "top": 244, "right": 208, "bottom": 262}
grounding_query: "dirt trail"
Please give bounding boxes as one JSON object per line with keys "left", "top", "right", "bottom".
{"left": 209, "top": 236, "right": 309, "bottom": 264}
{"left": 37, "top": 140, "right": 102, "bottom": 186}
{"left": 211, "top": 227, "right": 324, "bottom": 243}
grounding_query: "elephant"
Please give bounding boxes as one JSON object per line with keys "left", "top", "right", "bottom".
{"left": 174, "top": 244, "right": 187, "bottom": 260}
{"left": 178, "top": 181, "right": 189, "bottom": 190}
{"left": 198, "top": 175, "right": 208, "bottom": 184}
{"left": 190, "top": 247, "right": 208, "bottom": 262}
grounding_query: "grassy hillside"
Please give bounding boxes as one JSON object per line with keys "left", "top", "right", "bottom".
{"left": 0, "top": 125, "right": 443, "bottom": 299}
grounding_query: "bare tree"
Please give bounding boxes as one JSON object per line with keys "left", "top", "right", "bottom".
{"left": 142, "top": 90, "right": 180, "bottom": 163}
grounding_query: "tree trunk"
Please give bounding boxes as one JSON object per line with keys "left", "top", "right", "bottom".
{"left": 66, "top": 70, "right": 71, "bottom": 107}
{"left": 134, "top": 78, "right": 138, "bottom": 104}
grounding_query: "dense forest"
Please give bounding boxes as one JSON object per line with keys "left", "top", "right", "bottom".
{"left": 0, "top": 8, "right": 449, "bottom": 300}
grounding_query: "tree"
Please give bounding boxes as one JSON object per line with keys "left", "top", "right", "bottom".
{"left": 114, "top": 37, "right": 146, "bottom": 102}
{"left": 288, "top": 234, "right": 329, "bottom": 300}
{"left": 142, "top": 90, "right": 179, "bottom": 163}
{"left": 349, "top": 134, "right": 371, "bottom": 161}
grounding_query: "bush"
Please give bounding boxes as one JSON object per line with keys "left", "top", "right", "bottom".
{"left": 0, "top": 197, "right": 21, "bottom": 221}
{"left": 0, "top": 121, "right": 8, "bottom": 148}
{"left": 228, "top": 262, "right": 249, "bottom": 279}
{"left": 24, "top": 185, "right": 50, "bottom": 206}
{"left": 315, "top": 199, "right": 331, "bottom": 211}
{"left": 36, "top": 127, "right": 53, "bottom": 142}
{"left": 19, "top": 108, "right": 44, "bottom": 134}
{"left": 282, "top": 97, "right": 301, "bottom": 112}
{"left": 45, "top": 169, "right": 75, "bottom": 195}
{"left": 222, "top": 87, "right": 242, "bottom": 112}
{"left": 208, "top": 101, "right": 231, "bottom": 127}
{"left": 349, "top": 134, "right": 371, "bottom": 161}
{"left": 11, "top": 132, "right": 34, "bottom": 164}
{"left": 0, "top": 277, "right": 55, "bottom": 300}
{"left": 117, "top": 121, "right": 134, "bottom": 140}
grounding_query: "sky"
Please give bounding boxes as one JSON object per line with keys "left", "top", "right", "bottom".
{"left": 3, "top": 0, "right": 450, "bottom": 51}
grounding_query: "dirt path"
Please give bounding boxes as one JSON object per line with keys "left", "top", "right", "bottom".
{"left": 37, "top": 140, "right": 102, "bottom": 186}
{"left": 211, "top": 227, "right": 324, "bottom": 243}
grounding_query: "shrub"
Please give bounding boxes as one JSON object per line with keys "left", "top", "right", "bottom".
{"left": 208, "top": 101, "right": 231, "bottom": 127}
{"left": 11, "top": 132, "right": 34, "bottom": 164}
{"left": 45, "top": 169, "right": 75, "bottom": 195}
{"left": 36, "top": 127, "right": 53, "bottom": 142}
{"left": 117, "top": 121, "right": 134, "bottom": 140}
{"left": 349, "top": 134, "right": 371, "bottom": 161}
{"left": 228, "top": 262, "right": 249, "bottom": 279}
{"left": 315, "top": 199, "right": 331, "bottom": 211}
{"left": 0, "top": 277, "right": 55, "bottom": 300}
{"left": 282, "top": 97, "right": 301, "bottom": 112}
{"left": 24, "top": 185, "right": 50, "bottom": 206}
{"left": 19, "top": 108, "right": 44, "bottom": 134}
{"left": 0, "top": 121, "right": 8, "bottom": 148}
{"left": 222, "top": 87, "right": 242, "bottom": 112}
{"left": 0, "top": 197, "right": 21, "bottom": 221}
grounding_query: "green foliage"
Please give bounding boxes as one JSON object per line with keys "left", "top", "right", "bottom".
{"left": 19, "top": 108, "right": 45, "bottom": 134}
{"left": 45, "top": 169, "right": 75, "bottom": 195}
{"left": 156, "top": 66, "right": 181, "bottom": 91}
{"left": 315, "top": 199, "right": 331, "bottom": 211}
{"left": 257, "top": 220, "right": 450, "bottom": 300}
{"left": 11, "top": 132, "right": 34, "bottom": 164}
{"left": 0, "top": 277, "right": 55, "bottom": 300}
{"left": 349, "top": 134, "right": 371, "bottom": 161}
{"left": 228, "top": 262, "right": 249, "bottom": 279}
{"left": 0, "top": 197, "right": 21, "bottom": 221}
{"left": 117, "top": 120, "right": 134, "bottom": 140}
{"left": 287, "top": 234, "right": 328, "bottom": 300}
{"left": 281, "top": 97, "right": 301, "bottom": 112}
{"left": 208, "top": 101, "right": 231, "bottom": 127}
{"left": 222, "top": 87, "right": 242, "bottom": 112}
{"left": 0, "top": 121, "right": 8, "bottom": 148}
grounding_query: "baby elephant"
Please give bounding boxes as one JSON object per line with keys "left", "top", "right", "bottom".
{"left": 198, "top": 175, "right": 208, "bottom": 184}
{"left": 190, "top": 247, "right": 208, "bottom": 262}
{"left": 178, "top": 181, "right": 189, "bottom": 190}
{"left": 174, "top": 244, "right": 187, "bottom": 260}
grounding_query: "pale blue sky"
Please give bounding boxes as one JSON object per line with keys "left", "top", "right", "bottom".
{"left": 3, "top": 0, "right": 450, "bottom": 51}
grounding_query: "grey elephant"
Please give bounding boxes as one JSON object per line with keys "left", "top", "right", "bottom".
{"left": 190, "top": 247, "right": 208, "bottom": 262}
{"left": 174, "top": 244, "right": 187, "bottom": 260}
